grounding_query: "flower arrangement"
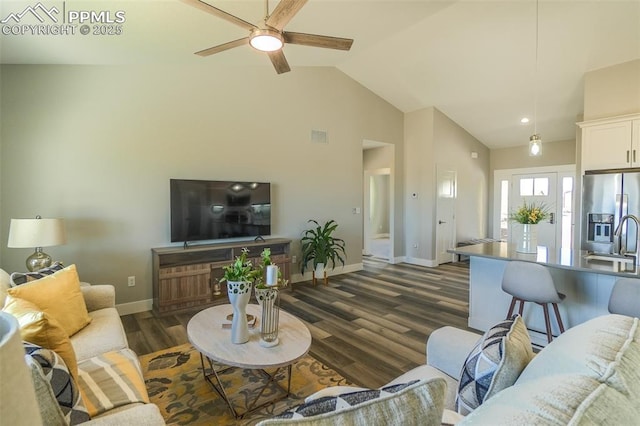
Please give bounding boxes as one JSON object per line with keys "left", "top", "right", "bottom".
{"left": 219, "top": 248, "right": 261, "bottom": 283}
{"left": 509, "top": 201, "right": 550, "bottom": 224}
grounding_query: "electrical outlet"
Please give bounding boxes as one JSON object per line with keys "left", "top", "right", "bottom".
{"left": 128, "top": 276, "right": 135, "bottom": 287}
{"left": 292, "top": 255, "right": 297, "bottom": 264}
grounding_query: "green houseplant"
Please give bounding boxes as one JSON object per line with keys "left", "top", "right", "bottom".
{"left": 218, "top": 248, "right": 261, "bottom": 284}
{"left": 300, "top": 219, "right": 346, "bottom": 277}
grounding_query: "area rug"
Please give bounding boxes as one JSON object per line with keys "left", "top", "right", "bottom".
{"left": 140, "top": 343, "right": 351, "bottom": 425}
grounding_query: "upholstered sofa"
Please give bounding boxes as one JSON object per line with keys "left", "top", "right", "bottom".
{"left": 0, "top": 267, "right": 165, "bottom": 425}
{"left": 260, "top": 314, "right": 640, "bottom": 425}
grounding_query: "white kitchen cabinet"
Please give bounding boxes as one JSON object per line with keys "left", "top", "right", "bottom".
{"left": 579, "top": 114, "right": 640, "bottom": 171}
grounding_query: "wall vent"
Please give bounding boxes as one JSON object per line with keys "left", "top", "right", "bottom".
{"left": 311, "top": 129, "right": 328, "bottom": 144}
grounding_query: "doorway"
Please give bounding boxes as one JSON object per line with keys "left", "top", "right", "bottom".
{"left": 364, "top": 169, "right": 391, "bottom": 259}
{"left": 435, "top": 164, "right": 457, "bottom": 264}
{"left": 363, "top": 140, "right": 395, "bottom": 262}
{"left": 494, "top": 165, "right": 576, "bottom": 249}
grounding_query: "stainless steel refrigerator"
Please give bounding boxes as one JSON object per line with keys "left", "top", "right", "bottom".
{"left": 581, "top": 170, "right": 640, "bottom": 255}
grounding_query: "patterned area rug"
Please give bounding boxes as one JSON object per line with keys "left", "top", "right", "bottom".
{"left": 139, "top": 343, "right": 350, "bottom": 425}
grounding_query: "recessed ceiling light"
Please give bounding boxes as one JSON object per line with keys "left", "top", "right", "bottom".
{"left": 520, "top": 117, "right": 530, "bottom": 124}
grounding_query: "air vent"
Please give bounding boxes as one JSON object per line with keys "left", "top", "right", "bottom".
{"left": 311, "top": 130, "right": 328, "bottom": 144}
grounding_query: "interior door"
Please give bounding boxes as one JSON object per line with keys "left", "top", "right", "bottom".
{"left": 510, "top": 173, "right": 558, "bottom": 248}
{"left": 436, "top": 165, "right": 457, "bottom": 264}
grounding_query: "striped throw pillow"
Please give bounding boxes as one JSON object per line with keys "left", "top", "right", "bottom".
{"left": 77, "top": 348, "right": 150, "bottom": 417}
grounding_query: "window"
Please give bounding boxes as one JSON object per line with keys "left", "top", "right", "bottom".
{"left": 500, "top": 180, "right": 509, "bottom": 240}
{"left": 561, "top": 176, "right": 574, "bottom": 248}
{"left": 519, "top": 177, "right": 549, "bottom": 196}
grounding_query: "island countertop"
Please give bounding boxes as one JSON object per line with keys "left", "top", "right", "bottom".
{"left": 449, "top": 241, "right": 639, "bottom": 278}
{"left": 450, "top": 241, "right": 639, "bottom": 347}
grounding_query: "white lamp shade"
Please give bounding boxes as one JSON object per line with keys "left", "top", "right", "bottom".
{"left": 8, "top": 218, "right": 67, "bottom": 248}
{"left": 0, "top": 312, "right": 43, "bottom": 425}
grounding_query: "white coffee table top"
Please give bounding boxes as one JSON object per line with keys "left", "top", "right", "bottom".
{"left": 187, "top": 304, "right": 312, "bottom": 369}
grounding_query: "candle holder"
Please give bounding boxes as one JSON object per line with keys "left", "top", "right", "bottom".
{"left": 255, "top": 287, "right": 279, "bottom": 347}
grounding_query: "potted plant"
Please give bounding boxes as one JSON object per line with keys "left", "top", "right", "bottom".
{"left": 219, "top": 248, "right": 260, "bottom": 344}
{"left": 300, "top": 219, "right": 346, "bottom": 280}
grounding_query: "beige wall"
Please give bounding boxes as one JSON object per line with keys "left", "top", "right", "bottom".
{"left": 433, "top": 108, "right": 490, "bottom": 244}
{"left": 404, "top": 107, "right": 490, "bottom": 263}
{"left": 584, "top": 59, "right": 640, "bottom": 120}
{"left": 490, "top": 139, "right": 577, "bottom": 172}
{"left": 0, "top": 64, "right": 404, "bottom": 304}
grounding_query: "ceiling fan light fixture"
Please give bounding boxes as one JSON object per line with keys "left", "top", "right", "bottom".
{"left": 249, "top": 28, "right": 283, "bottom": 52}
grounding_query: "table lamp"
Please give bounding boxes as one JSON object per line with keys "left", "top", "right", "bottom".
{"left": 7, "top": 216, "right": 67, "bottom": 271}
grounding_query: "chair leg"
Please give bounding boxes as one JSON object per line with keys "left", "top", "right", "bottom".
{"left": 518, "top": 300, "right": 525, "bottom": 316}
{"left": 542, "top": 304, "right": 553, "bottom": 343}
{"left": 552, "top": 303, "right": 565, "bottom": 334}
{"left": 507, "top": 297, "right": 517, "bottom": 319}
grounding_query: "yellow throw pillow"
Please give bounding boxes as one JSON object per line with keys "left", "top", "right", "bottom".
{"left": 3, "top": 295, "right": 79, "bottom": 382}
{"left": 7, "top": 264, "right": 91, "bottom": 336}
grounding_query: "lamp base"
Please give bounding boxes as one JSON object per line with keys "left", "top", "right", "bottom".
{"left": 26, "top": 248, "right": 52, "bottom": 272}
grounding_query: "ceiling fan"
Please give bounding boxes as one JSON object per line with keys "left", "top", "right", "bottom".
{"left": 181, "top": 0, "right": 354, "bottom": 74}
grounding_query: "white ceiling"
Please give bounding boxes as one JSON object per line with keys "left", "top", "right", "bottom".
{"left": 1, "top": 0, "right": 639, "bottom": 149}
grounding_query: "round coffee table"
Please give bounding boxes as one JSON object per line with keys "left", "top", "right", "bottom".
{"left": 187, "top": 303, "right": 311, "bottom": 418}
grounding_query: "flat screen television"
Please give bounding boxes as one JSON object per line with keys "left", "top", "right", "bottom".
{"left": 170, "top": 179, "right": 271, "bottom": 243}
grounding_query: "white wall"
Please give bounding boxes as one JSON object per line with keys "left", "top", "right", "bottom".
{"left": 0, "top": 64, "right": 404, "bottom": 304}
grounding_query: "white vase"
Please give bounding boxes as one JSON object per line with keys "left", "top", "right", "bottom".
{"left": 255, "top": 287, "right": 279, "bottom": 347}
{"left": 313, "top": 263, "right": 325, "bottom": 279}
{"left": 227, "top": 280, "right": 252, "bottom": 344}
{"left": 516, "top": 224, "right": 538, "bottom": 254}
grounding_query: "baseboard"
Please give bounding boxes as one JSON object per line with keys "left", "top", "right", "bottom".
{"left": 290, "top": 262, "right": 363, "bottom": 283}
{"left": 403, "top": 256, "right": 439, "bottom": 268}
{"left": 116, "top": 299, "right": 153, "bottom": 316}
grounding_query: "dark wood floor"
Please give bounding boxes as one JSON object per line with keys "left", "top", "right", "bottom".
{"left": 122, "top": 257, "right": 471, "bottom": 389}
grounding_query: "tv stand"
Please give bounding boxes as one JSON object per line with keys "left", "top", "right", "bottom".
{"left": 254, "top": 235, "right": 265, "bottom": 242}
{"left": 151, "top": 238, "right": 291, "bottom": 315}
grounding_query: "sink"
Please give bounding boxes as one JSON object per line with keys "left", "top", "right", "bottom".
{"left": 584, "top": 253, "right": 635, "bottom": 264}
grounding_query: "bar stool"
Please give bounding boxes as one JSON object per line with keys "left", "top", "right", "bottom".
{"left": 608, "top": 278, "right": 640, "bottom": 317}
{"left": 501, "top": 261, "right": 566, "bottom": 343}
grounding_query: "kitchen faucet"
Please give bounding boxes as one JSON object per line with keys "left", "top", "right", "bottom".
{"left": 614, "top": 214, "right": 640, "bottom": 265}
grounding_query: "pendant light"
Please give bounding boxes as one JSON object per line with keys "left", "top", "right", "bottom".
{"left": 529, "top": 0, "right": 542, "bottom": 157}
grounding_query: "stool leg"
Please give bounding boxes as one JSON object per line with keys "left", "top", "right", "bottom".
{"left": 507, "top": 297, "right": 517, "bottom": 319}
{"left": 542, "top": 304, "right": 553, "bottom": 343}
{"left": 552, "top": 303, "right": 565, "bottom": 333}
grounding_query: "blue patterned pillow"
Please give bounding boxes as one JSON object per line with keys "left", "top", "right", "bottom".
{"left": 10, "top": 262, "right": 65, "bottom": 286}
{"left": 456, "top": 314, "right": 533, "bottom": 415}
{"left": 24, "top": 342, "right": 90, "bottom": 425}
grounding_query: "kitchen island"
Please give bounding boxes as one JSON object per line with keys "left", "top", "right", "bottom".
{"left": 449, "top": 241, "right": 639, "bottom": 346}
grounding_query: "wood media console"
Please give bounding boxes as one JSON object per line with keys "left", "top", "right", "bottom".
{"left": 152, "top": 238, "right": 291, "bottom": 314}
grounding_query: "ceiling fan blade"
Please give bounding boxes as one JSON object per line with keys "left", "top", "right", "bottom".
{"left": 266, "top": 0, "right": 308, "bottom": 31}
{"left": 195, "top": 37, "right": 248, "bottom": 56}
{"left": 284, "top": 32, "right": 353, "bottom": 51}
{"left": 181, "top": 0, "right": 257, "bottom": 31}
{"left": 267, "top": 50, "right": 291, "bottom": 74}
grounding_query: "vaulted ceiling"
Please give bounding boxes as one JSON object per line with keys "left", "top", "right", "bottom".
{"left": 2, "top": 0, "right": 639, "bottom": 149}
